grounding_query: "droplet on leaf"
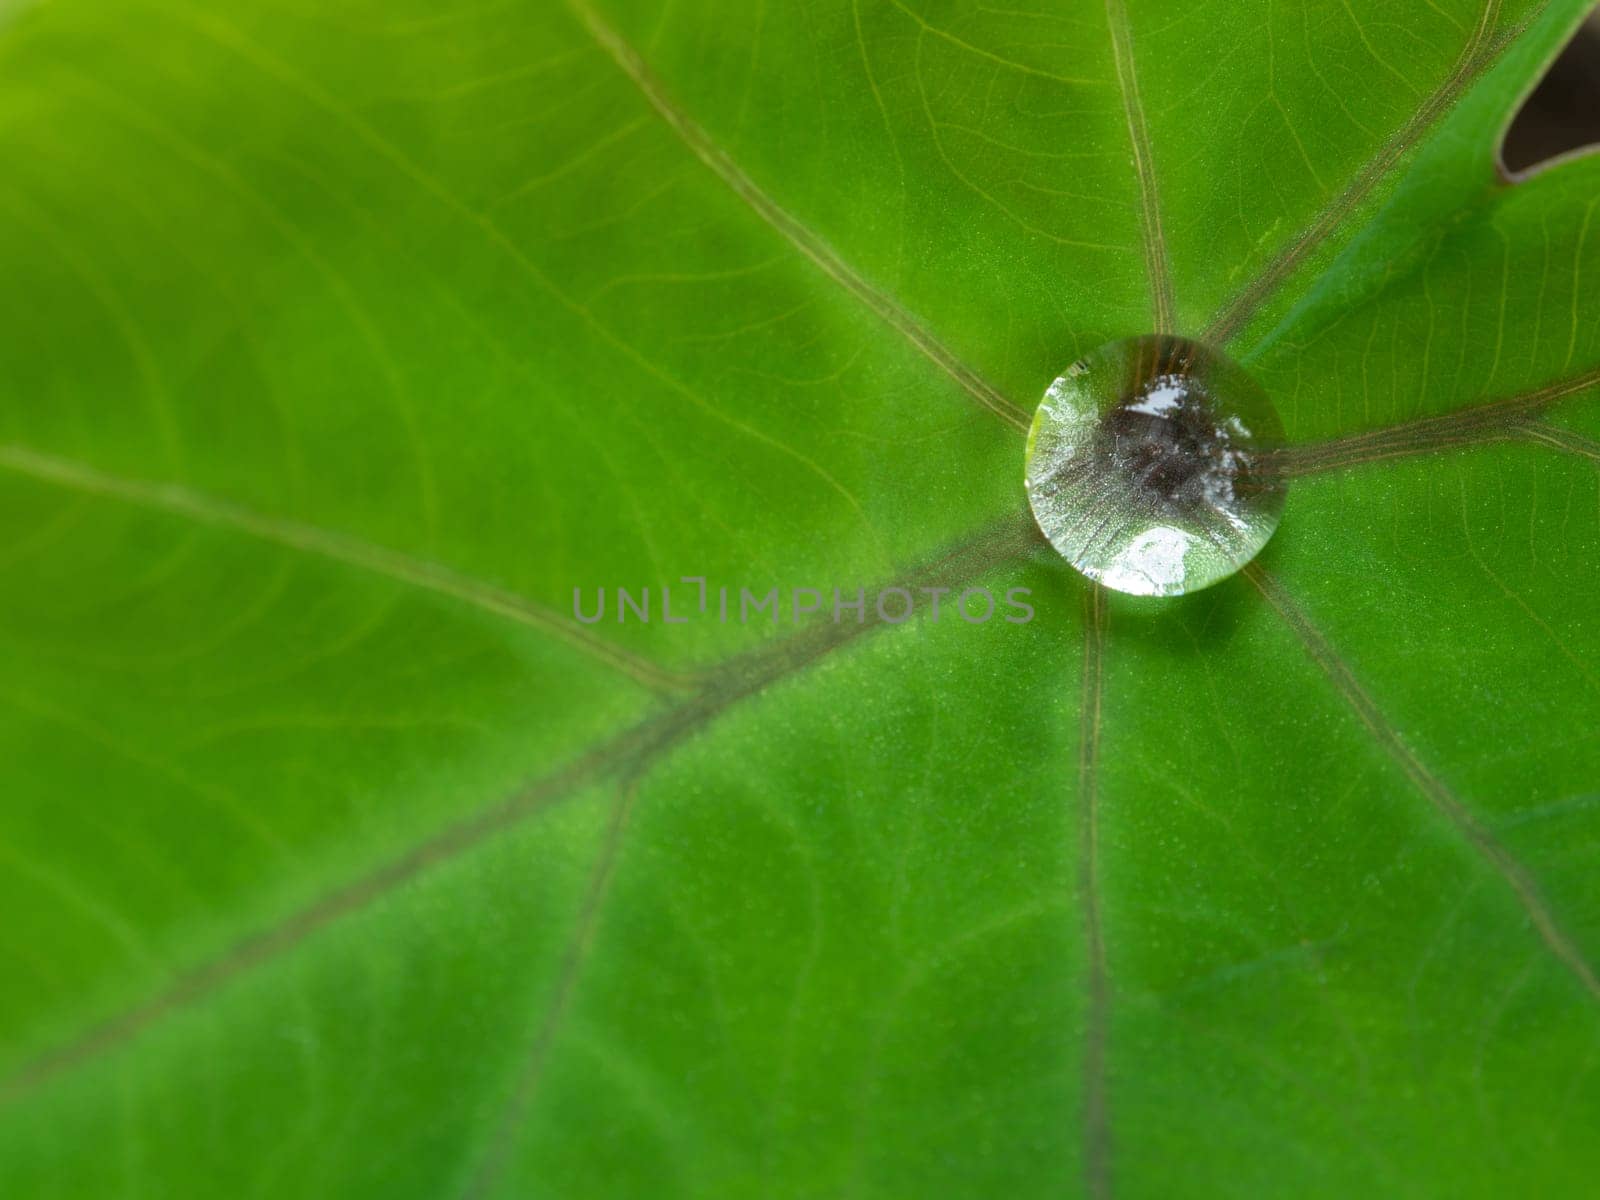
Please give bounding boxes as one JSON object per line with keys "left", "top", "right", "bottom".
{"left": 1024, "top": 335, "right": 1286, "bottom": 597}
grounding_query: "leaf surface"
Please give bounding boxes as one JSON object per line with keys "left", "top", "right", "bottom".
{"left": 1, "top": 0, "right": 1598, "bottom": 1196}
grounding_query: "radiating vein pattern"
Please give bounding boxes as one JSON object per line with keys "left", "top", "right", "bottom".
{"left": 1076, "top": 583, "right": 1113, "bottom": 1200}
{"left": 0, "top": 513, "right": 1042, "bottom": 1104}
{"left": 0, "top": 443, "right": 691, "bottom": 693}
{"left": 1247, "top": 563, "right": 1600, "bottom": 1004}
{"left": 562, "top": 0, "right": 1029, "bottom": 432}
{"left": 3, "top": 0, "right": 1600, "bottom": 1194}
{"left": 1105, "top": 0, "right": 1173, "bottom": 334}
{"left": 1264, "top": 366, "right": 1600, "bottom": 475}
{"left": 1201, "top": 0, "right": 1518, "bottom": 346}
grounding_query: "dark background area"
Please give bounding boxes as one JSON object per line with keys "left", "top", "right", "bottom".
{"left": 1503, "top": 12, "right": 1600, "bottom": 173}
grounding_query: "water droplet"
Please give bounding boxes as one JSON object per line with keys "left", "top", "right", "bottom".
{"left": 1025, "top": 335, "right": 1286, "bottom": 597}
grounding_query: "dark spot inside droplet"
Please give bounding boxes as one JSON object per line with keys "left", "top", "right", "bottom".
{"left": 1104, "top": 392, "right": 1223, "bottom": 505}
{"left": 1092, "top": 352, "right": 1257, "bottom": 520}
{"left": 1025, "top": 334, "right": 1287, "bottom": 597}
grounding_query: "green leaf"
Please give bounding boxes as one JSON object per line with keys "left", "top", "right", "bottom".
{"left": 1, "top": 0, "right": 1598, "bottom": 1195}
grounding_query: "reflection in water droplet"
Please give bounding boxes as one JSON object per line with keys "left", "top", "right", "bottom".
{"left": 1025, "top": 335, "right": 1286, "bottom": 597}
